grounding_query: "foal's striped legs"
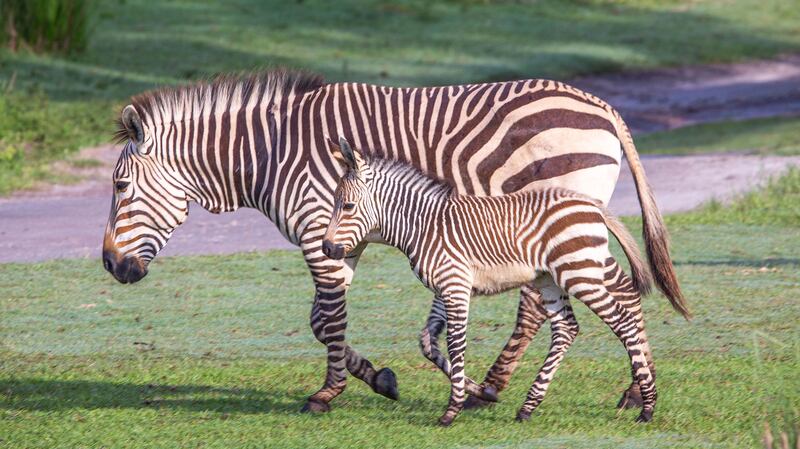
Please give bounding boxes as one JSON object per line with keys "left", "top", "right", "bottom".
{"left": 419, "top": 297, "right": 490, "bottom": 400}
{"left": 516, "top": 290, "right": 580, "bottom": 421}
{"left": 566, "top": 268, "right": 657, "bottom": 422}
{"left": 469, "top": 258, "right": 655, "bottom": 411}
{"left": 472, "top": 284, "right": 549, "bottom": 405}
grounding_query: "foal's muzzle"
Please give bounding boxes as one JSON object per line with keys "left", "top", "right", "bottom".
{"left": 102, "top": 250, "right": 148, "bottom": 284}
{"left": 321, "top": 239, "right": 346, "bottom": 260}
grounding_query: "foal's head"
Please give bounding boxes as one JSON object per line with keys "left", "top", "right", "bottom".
{"left": 322, "top": 138, "right": 379, "bottom": 260}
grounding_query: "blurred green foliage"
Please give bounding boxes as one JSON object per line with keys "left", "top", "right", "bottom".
{"left": 1, "top": 0, "right": 93, "bottom": 54}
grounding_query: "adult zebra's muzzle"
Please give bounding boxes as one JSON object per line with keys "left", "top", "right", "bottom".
{"left": 321, "top": 239, "right": 346, "bottom": 260}
{"left": 102, "top": 250, "right": 148, "bottom": 284}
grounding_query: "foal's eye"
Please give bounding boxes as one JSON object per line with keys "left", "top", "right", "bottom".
{"left": 343, "top": 203, "right": 356, "bottom": 211}
{"left": 115, "top": 181, "right": 130, "bottom": 193}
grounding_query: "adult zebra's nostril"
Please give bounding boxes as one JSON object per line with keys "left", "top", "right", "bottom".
{"left": 102, "top": 251, "right": 116, "bottom": 273}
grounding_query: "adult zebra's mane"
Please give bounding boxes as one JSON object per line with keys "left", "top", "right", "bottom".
{"left": 114, "top": 68, "right": 325, "bottom": 143}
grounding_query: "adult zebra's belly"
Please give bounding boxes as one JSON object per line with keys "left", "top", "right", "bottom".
{"left": 488, "top": 128, "right": 622, "bottom": 206}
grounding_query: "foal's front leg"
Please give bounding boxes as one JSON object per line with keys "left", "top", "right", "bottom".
{"left": 419, "top": 295, "right": 495, "bottom": 401}
{"left": 438, "top": 288, "right": 472, "bottom": 426}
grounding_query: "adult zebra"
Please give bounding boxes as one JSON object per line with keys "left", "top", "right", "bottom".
{"left": 101, "top": 69, "right": 678, "bottom": 413}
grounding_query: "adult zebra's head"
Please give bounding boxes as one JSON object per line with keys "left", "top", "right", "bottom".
{"left": 102, "top": 105, "right": 189, "bottom": 284}
{"left": 322, "top": 138, "right": 378, "bottom": 260}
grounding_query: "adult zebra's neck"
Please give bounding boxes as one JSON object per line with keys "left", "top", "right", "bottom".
{"left": 371, "top": 160, "right": 452, "bottom": 257}
{"left": 127, "top": 71, "right": 325, "bottom": 218}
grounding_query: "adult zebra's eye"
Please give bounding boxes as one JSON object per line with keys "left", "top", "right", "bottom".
{"left": 343, "top": 203, "right": 356, "bottom": 211}
{"left": 115, "top": 181, "right": 130, "bottom": 193}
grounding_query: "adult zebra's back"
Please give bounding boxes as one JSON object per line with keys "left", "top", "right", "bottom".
{"left": 101, "top": 70, "right": 681, "bottom": 413}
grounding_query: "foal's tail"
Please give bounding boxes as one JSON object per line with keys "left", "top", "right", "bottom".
{"left": 602, "top": 210, "right": 653, "bottom": 298}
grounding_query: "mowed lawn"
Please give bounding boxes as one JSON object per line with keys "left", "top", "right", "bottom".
{"left": 2, "top": 174, "right": 799, "bottom": 448}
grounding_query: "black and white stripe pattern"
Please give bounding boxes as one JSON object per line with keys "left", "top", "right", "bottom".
{"left": 102, "top": 70, "right": 681, "bottom": 412}
{"left": 322, "top": 139, "right": 684, "bottom": 425}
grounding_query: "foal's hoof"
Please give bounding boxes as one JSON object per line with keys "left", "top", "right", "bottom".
{"left": 372, "top": 368, "right": 399, "bottom": 401}
{"left": 300, "top": 399, "right": 331, "bottom": 413}
{"left": 515, "top": 409, "right": 532, "bottom": 422}
{"left": 635, "top": 410, "right": 653, "bottom": 423}
{"left": 463, "top": 385, "right": 499, "bottom": 409}
{"left": 617, "top": 387, "right": 644, "bottom": 409}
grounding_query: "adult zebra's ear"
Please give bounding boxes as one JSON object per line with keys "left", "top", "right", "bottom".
{"left": 121, "top": 105, "right": 148, "bottom": 153}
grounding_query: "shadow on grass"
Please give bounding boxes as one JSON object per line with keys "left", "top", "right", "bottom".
{"left": 0, "top": 378, "right": 302, "bottom": 414}
{"left": 0, "top": 377, "right": 445, "bottom": 417}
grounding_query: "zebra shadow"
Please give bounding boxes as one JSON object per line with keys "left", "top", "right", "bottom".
{"left": 1, "top": 378, "right": 301, "bottom": 415}
{"left": 0, "top": 377, "right": 446, "bottom": 417}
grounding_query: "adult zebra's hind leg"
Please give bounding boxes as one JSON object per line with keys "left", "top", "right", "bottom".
{"left": 419, "top": 295, "right": 494, "bottom": 401}
{"left": 465, "top": 284, "right": 549, "bottom": 409}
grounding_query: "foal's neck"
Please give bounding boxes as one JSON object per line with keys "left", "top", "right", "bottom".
{"left": 373, "top": 162, "right": 451, "bottom": 258}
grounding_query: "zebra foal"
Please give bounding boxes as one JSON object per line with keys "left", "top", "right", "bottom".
{"left": 322, "top": 138, "right": 678, "bottom": 426}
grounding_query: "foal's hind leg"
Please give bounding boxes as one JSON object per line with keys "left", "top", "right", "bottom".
{"left": 420, "top": 295, "right": 491, "bottom": 400}
{"left": 603, "top": 258, "right": 655, "bottom": 409}
{"left": 568, "top": 269, "right": 657, "bottom": 423}
{"left": 464, "top": 284, "right": 549, "bottom": 409}
{"left": 516, "top": 282, "right": 580, "bottom": 421}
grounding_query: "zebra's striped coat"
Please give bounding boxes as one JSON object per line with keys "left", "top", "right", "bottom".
{"left": 322, "top": 139, "right": 674, "bottom": 425}
{"left": 102, "top": 70, "right": 679, "bottom": 412}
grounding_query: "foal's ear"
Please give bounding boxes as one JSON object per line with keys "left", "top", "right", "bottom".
{"left": 338, "top": 137, "right": 359, "bottom": 170}
{"left": 329, "top": 137, "right": 362, "bottom": 171}
{"left": 120, "top": 105, "right": 149, "bottom": 153}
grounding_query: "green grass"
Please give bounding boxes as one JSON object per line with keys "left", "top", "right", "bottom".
{"left": 0, "top": 91, "right": 114, "bottom": 195}
{"left": 638, "top": 116, "right": 800, "bottom": 156}
{"left": 665, "top": 167, "right": 800, "bottom": 227}
{"left": 2, "top": 179, "right": 800, "bottom": 448}
{"left": 3, "top": 0, "right": 800, "bottom": 195}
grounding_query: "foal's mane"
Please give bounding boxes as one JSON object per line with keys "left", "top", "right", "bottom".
{"left": 114, "top": 68, "right": 325, "bottom": 143}
{"left": 365, "top": 155, "right": 455, "bottom": 196}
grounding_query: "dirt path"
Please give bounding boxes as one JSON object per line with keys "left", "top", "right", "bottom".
{"left": 571, "top": 53, "right": 800, "bottom": 133}
{"left": 2, "top": 151, "right": 797, "bottom": 263}
{"left": 1, "top": 55, "right": 799, "bottom": 263}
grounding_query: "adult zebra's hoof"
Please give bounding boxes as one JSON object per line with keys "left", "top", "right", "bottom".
{"left": 480, "top": 385, "right": 499, "bottom": 402}
{"left": 616, "top": 386, "right": 644, "bottom": 409}
{"left": 515, "top": 409, "right": 532, "bottom": 422}
{"left": 372, "top": 368, "right": 399, "bottom": 400}
{"left": 463, "top": 395, "right": 494, "bottom": 410}
{"left": 635, "top": 410, "right": 653, "bottom": 423}
{"left": 463, "top": 385, "right": 499, "bottom": 409}
{"left": 300, "top": 399, "right": 331, "bottom": 413}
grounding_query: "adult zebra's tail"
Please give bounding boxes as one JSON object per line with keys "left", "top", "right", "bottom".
{"left": 612, "top": 113, "right": 692, "bottom": 320}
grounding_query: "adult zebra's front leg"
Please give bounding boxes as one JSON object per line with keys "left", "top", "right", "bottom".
{"left": 464, "top": 284, "right": 549, "bottom": 409}
{"left": 300, "top": 239, "right": 397, "bottom": 412}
